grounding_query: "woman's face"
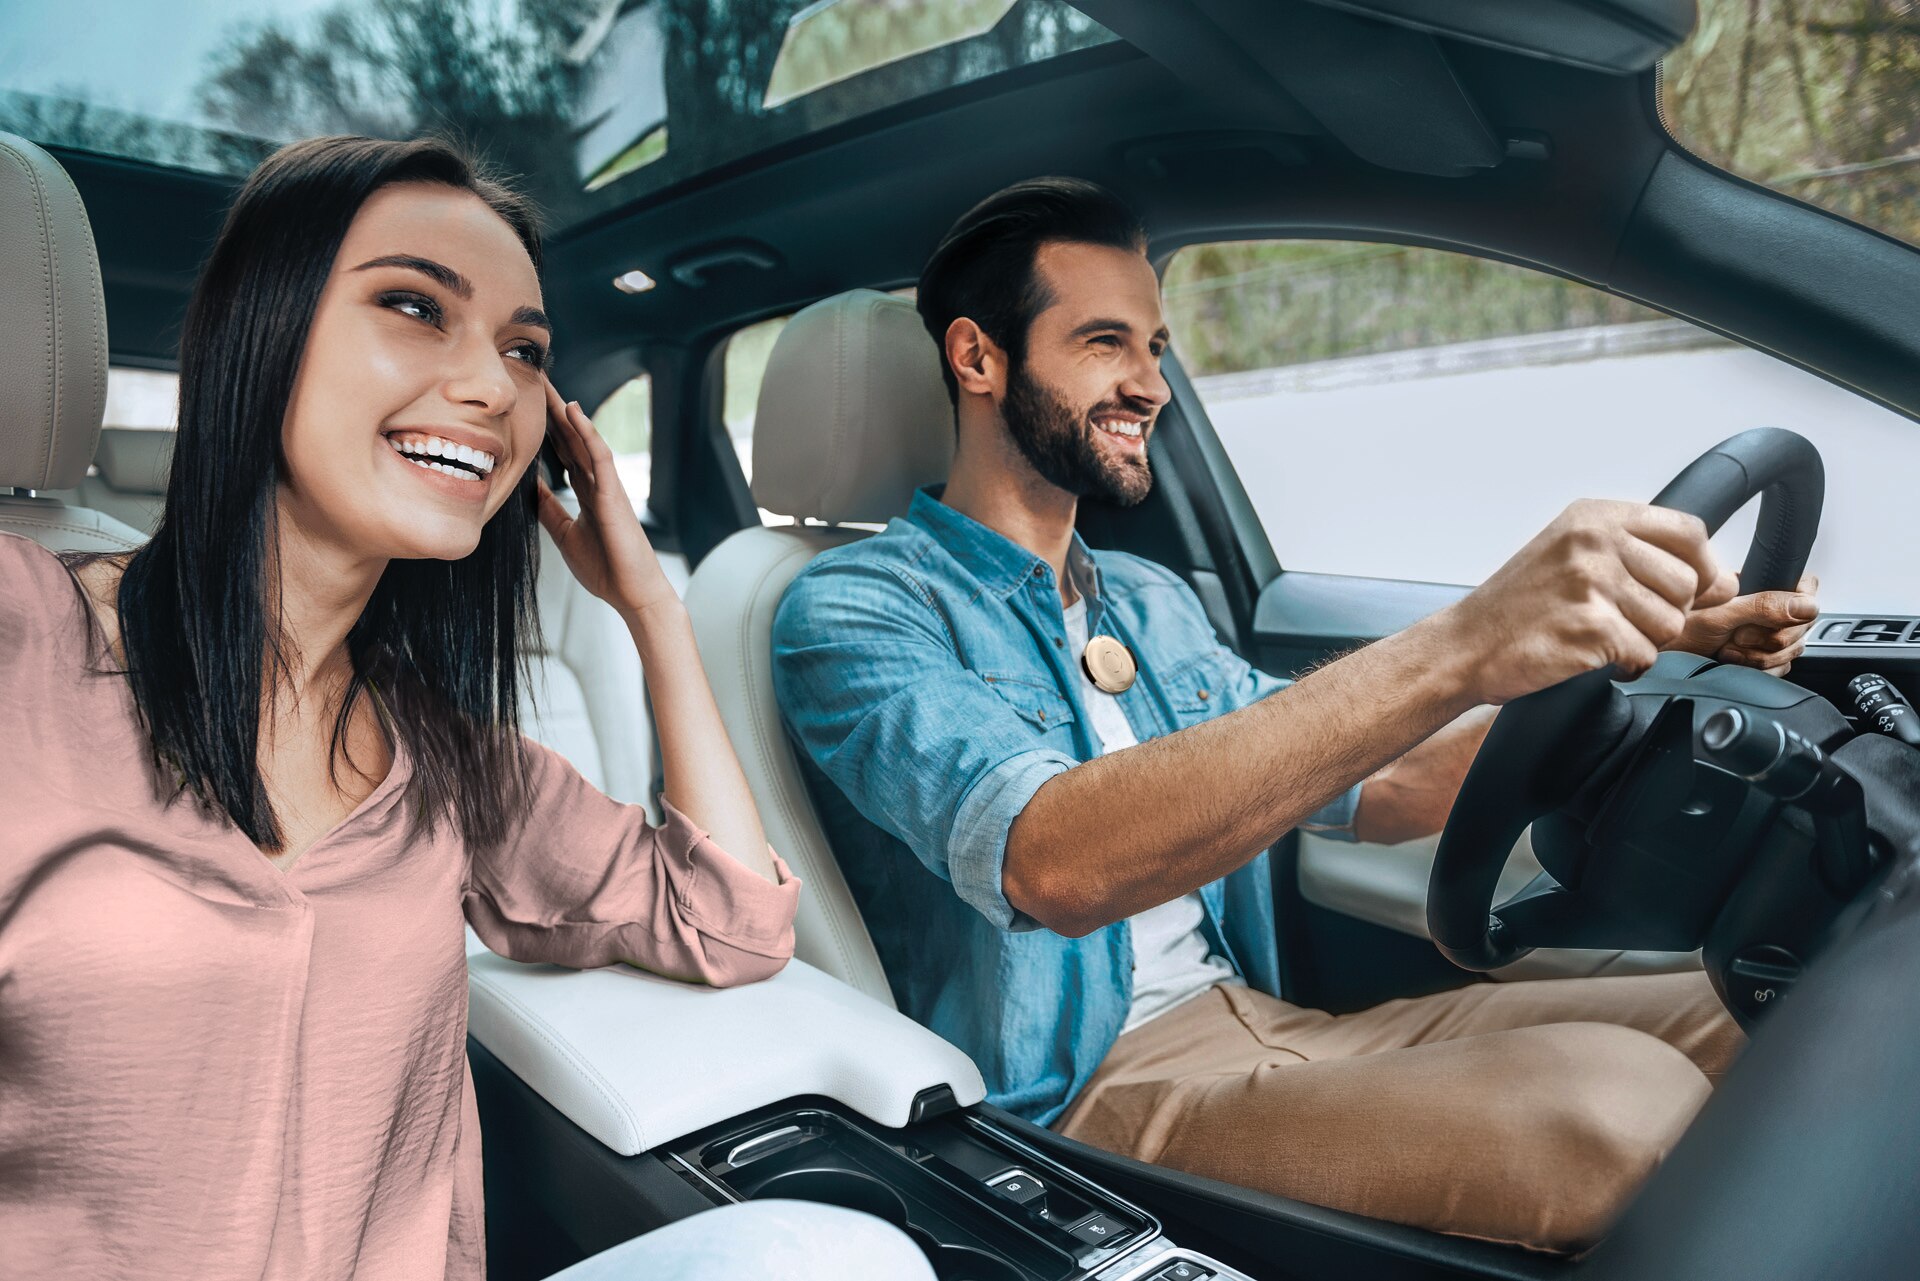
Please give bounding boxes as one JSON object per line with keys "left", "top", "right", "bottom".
{"left": 278, "top": 181, "right": 551, "bottom": 565}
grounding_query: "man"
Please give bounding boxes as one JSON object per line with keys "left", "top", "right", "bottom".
{"left": 770, "top": 178, "right": 1816, "bottom": 1253}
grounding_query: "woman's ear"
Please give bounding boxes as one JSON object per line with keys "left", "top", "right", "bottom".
{"left": 944, "top": 317, "right": 1003, "bottom": 399}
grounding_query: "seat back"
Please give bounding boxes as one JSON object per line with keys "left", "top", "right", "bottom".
{"left": 685, "top": 289, "right": 955, "bottom": 1005}
{"left": 0, "top": 132, "right": 142, "bottom": 554}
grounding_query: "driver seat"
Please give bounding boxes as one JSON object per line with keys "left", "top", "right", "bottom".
{"left": 685, "top": 290, "right": 953, "bottom": 1007}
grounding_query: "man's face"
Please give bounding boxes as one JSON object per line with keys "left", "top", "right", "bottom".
{"left": 1001, "top": 240, "right": 1171, "bottom": 506}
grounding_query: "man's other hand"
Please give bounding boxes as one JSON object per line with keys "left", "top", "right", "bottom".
{"left": 1672, "top": 571, "right": 1819, "bottom": 675}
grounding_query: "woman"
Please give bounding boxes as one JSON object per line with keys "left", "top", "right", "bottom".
{"left": 0, "top": 136, "right": 931, "bottom": 1279}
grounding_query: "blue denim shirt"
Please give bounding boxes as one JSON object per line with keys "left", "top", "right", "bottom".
{"left": 772, "top": 488, "right": 1359, "bottom": 1124}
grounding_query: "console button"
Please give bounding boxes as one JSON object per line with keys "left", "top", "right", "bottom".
{"left": 1148, "top": 1262, "right": 1214, "bottom": 1281}
{"left": 1728, "top": 947, "right": 1801, "bottom": 1019}
{"left": 1067, "top": 1212, "right": 1130, "bottom": 1246}
{"left": 984, "top": 1169, "right": 1045, "bottom": 1207}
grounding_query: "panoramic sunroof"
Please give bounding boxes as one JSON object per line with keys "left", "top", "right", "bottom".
{"left": 0, "top": 0, "right": 1114, "bottom": 226}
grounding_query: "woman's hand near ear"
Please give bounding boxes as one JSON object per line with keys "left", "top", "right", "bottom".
{"left": 536, "top": 378, "right": 775, "bottom": 880}
{"left": 535, "top": 378, "right": 678, "bottom": 625}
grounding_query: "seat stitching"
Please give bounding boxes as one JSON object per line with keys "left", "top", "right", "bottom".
{"left": 1, "top": 141, "right": 57, "bottom": 487}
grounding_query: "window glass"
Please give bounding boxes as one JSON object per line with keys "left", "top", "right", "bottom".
{"left": 1164, "top": 240, "right": 1920, "bottom": 612}
{"left": 590, "top": 374, "right": 653, "bottom": 515}
{"left": 766, "top": 0, "right": 1019, "bottom": 107}
{"left": 1660, "top": 0, "right": 1920, "bottom": 248}
{"left": 104, "top": 367, "right": 178, "bottom": 431}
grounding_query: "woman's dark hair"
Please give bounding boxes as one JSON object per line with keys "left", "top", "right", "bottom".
{"left": 916, "top": 176, "right": 1147, "bottom": 405}
{"left": 69, "top": 134, "right": 546, "bottom": 854}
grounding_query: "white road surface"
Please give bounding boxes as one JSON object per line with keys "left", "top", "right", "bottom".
{"left": 1199, "top": 343, "right": 1918, "bottom": 613}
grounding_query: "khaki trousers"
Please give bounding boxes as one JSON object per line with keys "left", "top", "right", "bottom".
{"left": 1054, "top": 971, "right": 1742, "bottom": 1255}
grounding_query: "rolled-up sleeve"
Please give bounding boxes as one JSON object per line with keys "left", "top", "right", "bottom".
{"left": 774, "top": 560, "right": 1074, "bottom": 933}
{"left": 465, "top": 736, "right": 801, "bottom": 987}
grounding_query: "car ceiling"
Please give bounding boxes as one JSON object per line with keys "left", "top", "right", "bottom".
{"left": 46, "top": 0, "right": 1920, "bottom": 429}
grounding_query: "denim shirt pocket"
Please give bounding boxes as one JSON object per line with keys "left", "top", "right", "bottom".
{"left": 1161, "top": 652, "right": 1233, "bottom": 725}
{"left": 980, "top": 671, "right": 1078, "bottom": 738}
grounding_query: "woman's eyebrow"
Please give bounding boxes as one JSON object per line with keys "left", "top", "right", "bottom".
{"left": 354, "top": 253, "right": 549, "bottom": 331}
{"left": 354, "top": 253, "right": 471, "bottom": 298}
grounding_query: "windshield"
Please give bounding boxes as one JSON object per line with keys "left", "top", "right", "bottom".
{"left": 1661, "top": 0, "right": 1920, "bottom": 248}
{"left": 0, "top": 0, "right": 1112, "bottom": 226}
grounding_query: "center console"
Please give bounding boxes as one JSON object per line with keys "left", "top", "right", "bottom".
{"left": 468, "top": 947, "right": 1552, "bottom": 1281}
{"left": 667, "top": 1101, "right": 1179, "bottom": 1279}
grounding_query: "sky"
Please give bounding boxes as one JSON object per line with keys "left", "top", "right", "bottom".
{"left": 0, "top": 0, "right": 343, "bottom": 126}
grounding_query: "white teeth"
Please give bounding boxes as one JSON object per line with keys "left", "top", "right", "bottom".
{"left": 1096, "top": 419, "right": 1144, "bottom": 438}
{"left": 387, "top": 435, "right": 496, "bottom": 473}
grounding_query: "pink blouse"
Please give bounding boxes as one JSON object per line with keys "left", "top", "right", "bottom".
{"left": 0, "top": 532, "right": 800, "bottom": 1279}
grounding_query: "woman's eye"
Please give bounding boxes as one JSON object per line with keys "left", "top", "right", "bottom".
{"left": 381, "top": 291, "right": 441, "bottom": 325}
{"left": 507, "top": 343, "right": 550, "bottom": 370}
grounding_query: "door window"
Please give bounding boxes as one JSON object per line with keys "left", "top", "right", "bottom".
{"left": 1163, "top": 240, "right": 1919, "bottom": 611}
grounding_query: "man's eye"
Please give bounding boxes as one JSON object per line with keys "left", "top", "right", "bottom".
{"left": 1091, "top": 335, "right": 1120, "bottom": 348}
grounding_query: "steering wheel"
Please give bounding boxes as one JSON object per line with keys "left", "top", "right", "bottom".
{"left": 1427, "top": 428, "right": 1827, "bottom": 972}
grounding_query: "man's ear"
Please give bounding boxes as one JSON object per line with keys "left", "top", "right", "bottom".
{"left": 944, "top": 317, "right": 1003, "bottom": 398}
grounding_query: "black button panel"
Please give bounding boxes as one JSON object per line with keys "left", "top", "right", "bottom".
{"left": 984, "top": 1169, "right": 1045, "bottom": 1207}
{"left": 1067, "top": 1212, "right": 1128, "bottom": 1246}
{"left": 1148, "top": 1261, "right": 1215, "bottom": 1281}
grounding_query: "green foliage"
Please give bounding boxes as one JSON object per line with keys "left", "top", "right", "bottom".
{"left": 1662, "top": 0, "right": 1920, "bottom": 246}
{"left": 1162, "top": 243, "right": 1663, "bottom": 378}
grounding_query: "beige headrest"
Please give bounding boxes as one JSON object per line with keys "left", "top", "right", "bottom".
{"left": 0, "top": 133, "right": 108, "bottom": 491}
{"left": 751, "top": 289, "right": 954, "bottom": 524}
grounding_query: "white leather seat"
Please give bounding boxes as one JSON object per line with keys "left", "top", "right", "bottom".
{"left": 685, "top": 290, "right": 954, "bottom": 1006}
{"left": 0, "top": 131, "right": 144, "bottom": 554}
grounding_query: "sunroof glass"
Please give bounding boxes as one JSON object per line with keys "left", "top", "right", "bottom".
{"left": 1, "top": 0, "right": 1114, "bottom": 223}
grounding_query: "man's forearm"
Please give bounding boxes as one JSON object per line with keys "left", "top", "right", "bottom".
{"left": 1003, "top": 611, "right": 1481, "bottom": 936}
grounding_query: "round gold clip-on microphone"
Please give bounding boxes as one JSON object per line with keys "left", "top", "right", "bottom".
{"left": 1082, "top": 635, "right": 1138, "bottom": 694}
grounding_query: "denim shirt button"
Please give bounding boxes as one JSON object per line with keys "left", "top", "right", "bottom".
{"left": 1198, "top": 689, "right": 1210, "bottom": 701}
{"left": 1053, "top": 637, "right": 1064, "bottom": 648}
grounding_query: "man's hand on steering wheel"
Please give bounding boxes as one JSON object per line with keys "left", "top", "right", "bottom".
{"left": 1672, "top": 570, "right": 1820, "bottom": 676}
{"left": 1438, "top": 498, "right": 1735, "bottom": 707}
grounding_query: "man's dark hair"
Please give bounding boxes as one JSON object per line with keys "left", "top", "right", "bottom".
{"left": 916, "top": 176, "right": 1147, "bottom": 405}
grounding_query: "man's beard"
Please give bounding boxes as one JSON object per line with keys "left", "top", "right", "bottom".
{"left": 1001, "top": 359, "right": 1154, "bottom": 507}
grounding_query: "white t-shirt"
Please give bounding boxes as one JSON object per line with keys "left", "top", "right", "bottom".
{"left": 1061, "top": 591, "right": 1241, "bottom": 1035}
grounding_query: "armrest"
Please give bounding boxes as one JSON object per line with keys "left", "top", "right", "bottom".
{"left": 466, "top": 953, "right": 987, "bottom": 1156}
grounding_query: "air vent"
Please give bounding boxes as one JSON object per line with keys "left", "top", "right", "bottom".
{"left": 1816, "top": 618, "right": 1920, "bottom": 645}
